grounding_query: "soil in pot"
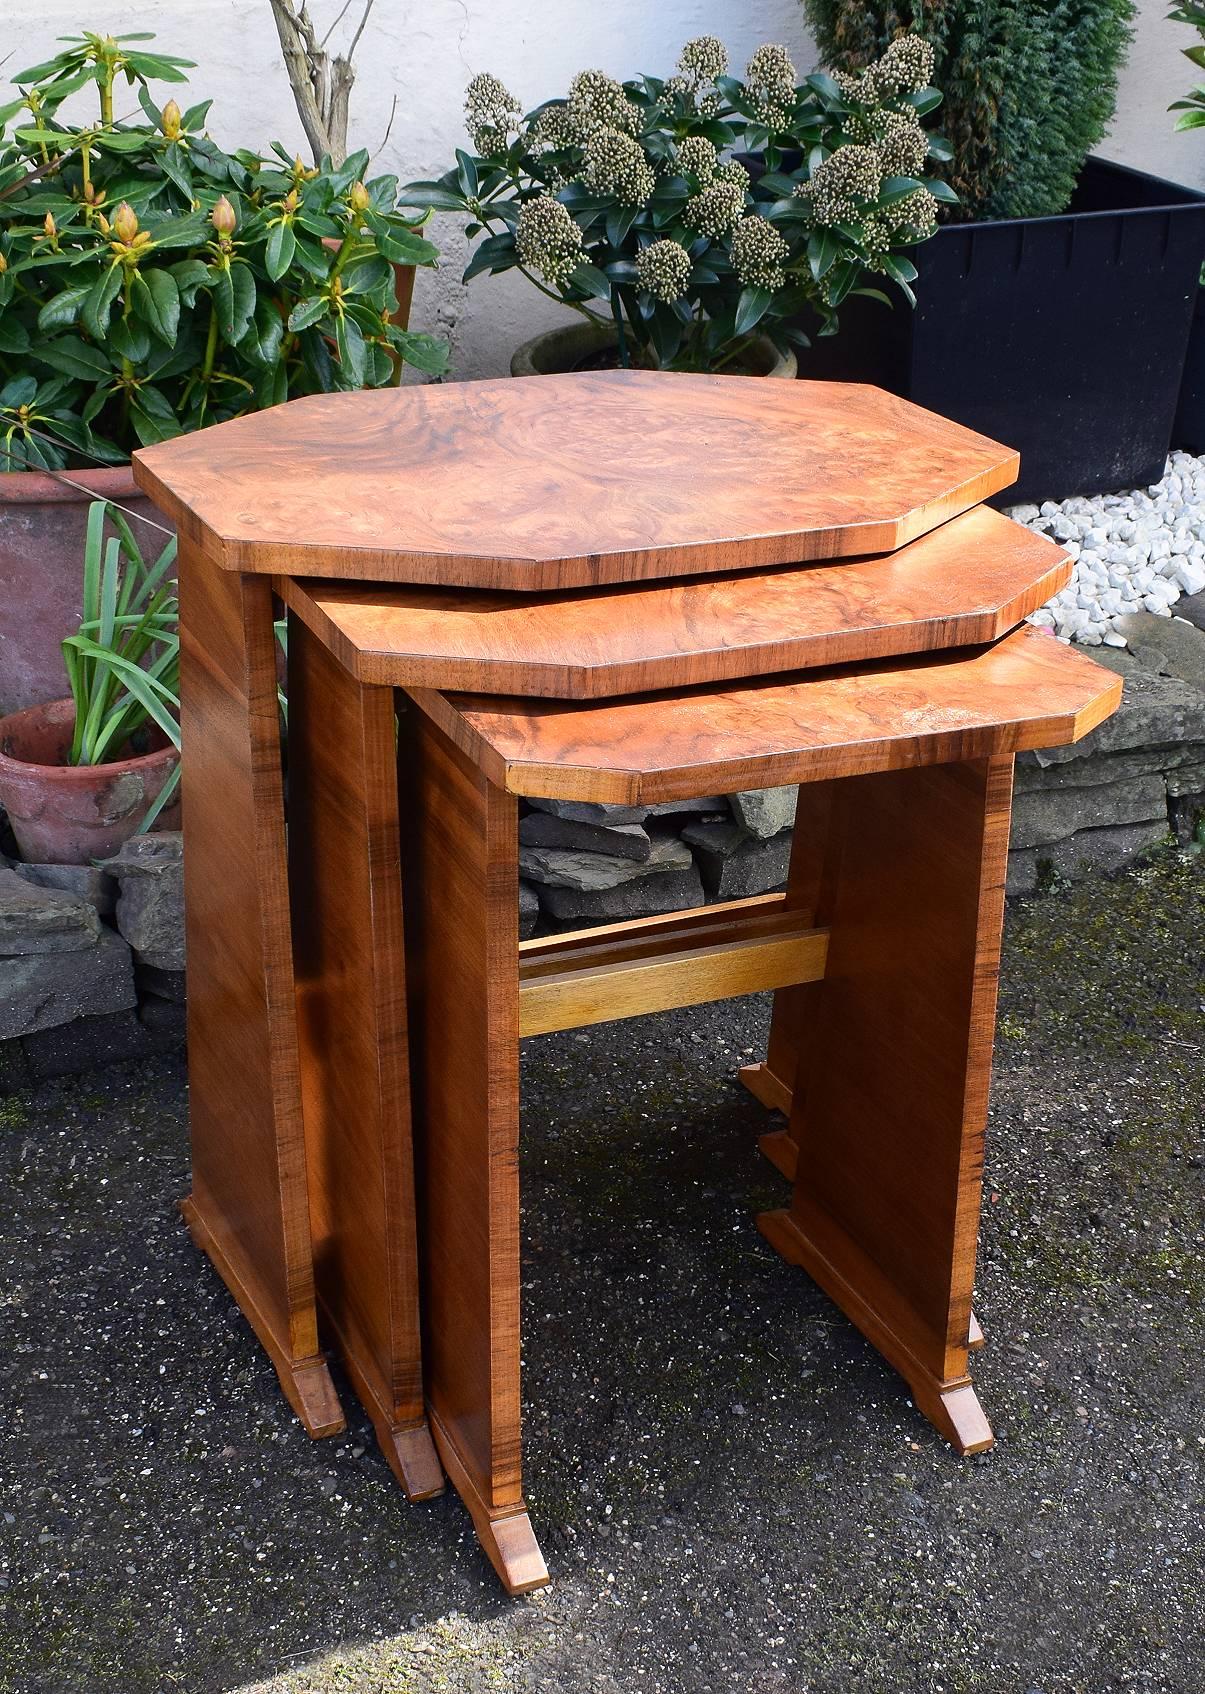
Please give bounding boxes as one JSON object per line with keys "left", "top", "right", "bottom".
{"left": 0, "top": 696, "right": 180, "bottom": 865}
{"left": 511, "top": 321, "right": 796, "bottom": 379}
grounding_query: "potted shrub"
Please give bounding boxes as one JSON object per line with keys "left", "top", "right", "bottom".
{"left": 401, "top": 34, "right": 954, "bottom": 377}
{"left": 0, "top": 30, "right": 447, "bottom": 714}
{"left": 0, "top": 500, "right": 181, "bottom": 864}
{"left": 792, "top": 1, "right": 1205, "bottom": 504}
{"left": 1169, "top": 0, "right": 1205, "bottom": 453}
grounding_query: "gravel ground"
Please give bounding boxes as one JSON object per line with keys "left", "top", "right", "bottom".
{"left": 1, "top": 848, "right": 1202, "bottom": 1694}
{"left": 1013, "top": 451, "right": 1205, "bottom": 645}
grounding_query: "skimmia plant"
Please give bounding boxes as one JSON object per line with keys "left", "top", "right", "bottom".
{"left": 0, "top": 31, "right": 447, "bottom": 471}
{"left": 402, "top": 35, "right": 954, "bottom": 373}
{"left": 1170, "top": 2, "right": 1205, "bottom": 131}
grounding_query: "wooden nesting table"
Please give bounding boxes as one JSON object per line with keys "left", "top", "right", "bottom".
{"left": 133, "top": 371, "right": 1122, "bottom": 1594}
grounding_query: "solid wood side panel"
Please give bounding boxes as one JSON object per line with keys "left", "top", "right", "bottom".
{"left": 398, "top": 706, "right": 526, "bottom": 1513}
{"left": 133, "top": 372, "right": 1018, "bottom": 589}
{"left": 518, "top": 913, "right": 829, "bottom": 1037}
{"left": 286, "top": 617, "right": 441, "bottom": 1498}
{"left": 739, "top": 783, "right": 837, "bottom": 1130}
{"left": 410, "top": 627, "right": 1123, "bottom": 805}
{"left": 275, "top": 507, "right": 1070, "bottom": 698}
{"left": 759, "top": 754, "right": 1014, "bottom": 1446}
{"left": 176, "top": 549, "right": 340, "bottom": 1435}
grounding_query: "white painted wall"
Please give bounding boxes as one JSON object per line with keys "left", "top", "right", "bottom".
{"left": 3, "top": 0, "right": 1202, "bottom": 377}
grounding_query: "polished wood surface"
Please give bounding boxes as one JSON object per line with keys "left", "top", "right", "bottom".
{"left": 286, "top": 616, "right": 442, "bottom": 1501}
{"left": 132, "top": 372, "right": 1019, "bottom": 589}
{"left": 276, "top": 507, "right": 1069, "bottom": 698}
{"left": 758, "top": 754, "right": 1015, "bottom": 1454}
{"left": 410, "top": 626, "right": 1122, "bottom": 805}
{"left": 738, "top": 782, "right": 837, "bottom": 1160}
{"left": 176, "top": 548, "right": 341, "bottom": 1438}
{"left": 518, "top": 901, "right": 828, "bottom": 1037}
{"left": 397, "top": 704, "right": 548, "bottom": 1594}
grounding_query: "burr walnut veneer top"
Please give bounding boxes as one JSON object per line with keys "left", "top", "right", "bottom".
{"left": 408, "top": 626, "right": 1122, "bottom": 805}
{"left": 278, "top": 506, "right": 1069, "bottom": 698}
{"left": 133, "top": 371, "right": 1019, "bottom": 590}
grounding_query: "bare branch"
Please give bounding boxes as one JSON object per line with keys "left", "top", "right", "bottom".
{"left": 346, "top": 0, "right": 377, "bottom": 61}
{"left": 268, "top": 0, "right": 376, "bottom": 167}
{"left": 373, "top": 91, "right": 398, "bottom": 161}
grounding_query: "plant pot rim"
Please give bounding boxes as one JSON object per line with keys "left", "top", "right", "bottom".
{"left": 0, "top": 696, "right": 176, "bottom": 781}
{"left": 0, "top": 463, "right": 138, "bottom": 505}
{"left": 511, "top": 321, "right": 797, "bottom": 379}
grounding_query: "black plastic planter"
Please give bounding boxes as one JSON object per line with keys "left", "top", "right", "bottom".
{"left": 793, "top": 159, "right": 1205, "bottom": 505}
{"left": 1174, "top": 287, "right": 1205, "bottom": 454}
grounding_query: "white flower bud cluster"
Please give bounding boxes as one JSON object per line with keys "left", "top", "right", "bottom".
{"left": 677, "top": 35, "right": 729, "bottom": 88}
{"left": 635, "top": 238, "right": 693, "bottom": 302}
{"left": 731, "top": 215, "right": 790, "bottom": 290}
{"left": 464, "top": 72, "right": 522, "bottom": 157}
{"left": 567, "top": 69, "right": 642, "bottom": 141}
{"left": 862, "top": 34, "right": 936, "bottom": 100}
{"left": 744, "top": 43, "right": 797, "bottom": 130}
{"left": 515, "top": 194, "right": 584, "bottom": 286}
{"left": 581, "top": 126, "right": 656, "bottom": 206}
{"left": 715, "top": 158, "right": 750, "bottom": 189}
{"left": 801, "top": 144, "right": 883, "bottom": 226}
{"left": 528, "top": 102, "right": 574, "bottom": 151}
{"left": 872, "top": 108, "right": 929, "bottom": 178}
{"left": 677, "top": 135, "right": 718, "bottom": 185}
{"left": 682, "top": 178, "right": 746, "bottom": 237}
{"left": 886, "top": 184, "right": 939, "bottom": 238}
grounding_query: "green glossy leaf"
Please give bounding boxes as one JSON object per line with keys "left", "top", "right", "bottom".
{"left": 159, "top": 140, "right": 193, "bottom": 198}
{"left": 569, "top": 261, "right": 611, "bottom": 300}
{"left": 240, "top": 297, "right": 285, "bottom": 370}
{"left": 363, "top": 212, "right": 439, "bottom": 266}
{"left": 389, "top": 329, "right": 450, "bottom": 376}
{"left": 0, "top": 318, "right": 31, "bottom": 354}
{"left": 287, "top": 295, "right": 329, "bottom": 332}
{"left": 396, "top": 180, "right": 468, "bottom": 212}
{"left": 264, "top": 218, "right": 297, "bottom": 281}
{"left": 807, "top": 229, "right": 839, "bottom": 280}
{"left": 108, "top": 315, "right": 151, "bottom": 362}
{"left": 33, "top": 335, "right": 112, "bottom": 381}
{"left": 131, "top": 266, "right": 180, "bottom": 343}
{"left": 36, "top": 285, "right": 90, "bottom": 331}
{"left": 734, "top": 285, "right": 772, "bottom": 337}
{"left": 334, "top": 312, "right": 366, "bottom": 385}
{"left": 212, "top": 262, "right": 256, "bottom": 344}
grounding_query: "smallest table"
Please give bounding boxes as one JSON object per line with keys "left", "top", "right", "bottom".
{"left": 283, "top": 603, "right": 1118, "bottom": 1593}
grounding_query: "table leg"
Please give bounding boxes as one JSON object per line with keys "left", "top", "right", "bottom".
{"left": 738, "top": 781, "right": 836, "bottom": 1177}
{"left": 398, "top": 705, "right": 549, "bottom": 1595}
{"left": 176, "top": 549, "right": 341, "bottom": 1436}
{"left": 758, "top": 755, "right": 1013, "bottom": 1455}
{"left": 285, "top": 618, "right": 442, "bottom": 1500}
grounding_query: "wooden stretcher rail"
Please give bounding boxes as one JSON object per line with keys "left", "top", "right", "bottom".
{"left": 517, "top": 900, "right": 828, "bottom": 1037}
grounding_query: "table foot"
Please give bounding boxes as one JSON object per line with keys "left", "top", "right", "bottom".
{"left": 968, "top": 1310, "right": 986, "bottom": 1352}
{"left": 909, "top": 1379, "right": 994, "bottom": 1456}
{"left": 430, "top": 1411, "right": 550, "bottom": 1596}
{"left": 756, "top": 1125, "right": 797, "bottom": 1181}
{"left": 180, "top": 1195, "right": 344, "bottom": 1438}
{"left": 756, "top": 1203, "right": 994, "bottom": 1457}
{"left": 738, "top": 1060, "right": 793, "bottom": 1117}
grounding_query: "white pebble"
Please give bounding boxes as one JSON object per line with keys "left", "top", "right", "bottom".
{"left": 1009, "top": 451, "right": 1205, "bottom": 645}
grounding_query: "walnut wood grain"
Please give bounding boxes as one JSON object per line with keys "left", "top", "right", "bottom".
{"left": 176, "top": 548, "right": 341, "bottom": 1438}
{"left": 132, "top": 372, "right": 1019, "bottom": 589}
{"left": 409, "top": 627, "right": 1122, "bottom": 805}
{"left": 274, "top": 507, "right": 1069, "bottom": 697}
{"left": 286, "top": 615, "right": 442, "bottom": 1501}
{"left": 517, "top": 904, "right": 828, "bottom": 1036}
{"left": 397, "top": 703, "right": 548, "bottom": 1594}
{"left": 758, "top": 754, "right": 1016, "bottom": 1455}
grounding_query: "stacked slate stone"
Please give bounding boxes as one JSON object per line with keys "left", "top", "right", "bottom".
{"left": 518, "top": 786, "right": 798, "bottom": 936}
{"left": 1008, "top": 604, "right": 1205, "bottom": 893}
{"left": 0, "top": 831, "right": 185, "bottom": 1083}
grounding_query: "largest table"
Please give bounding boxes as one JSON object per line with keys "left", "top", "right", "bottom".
{"left": 133, "top": 370, "right": 1120, "bottom": 1589}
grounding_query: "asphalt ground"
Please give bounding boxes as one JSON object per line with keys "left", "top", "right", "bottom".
{"left": 0, "top": 847, "right": 1202, "bottom": 1694}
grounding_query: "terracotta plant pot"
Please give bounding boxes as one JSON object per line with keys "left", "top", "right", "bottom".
{"left": 0, "top": 466, "right": 168, "bottom": 718}
{"left": 0, "top": 696, "right": 180, "bottom": 865}
{"left": 510, "top": 321, "right": 797, "bottom": 379}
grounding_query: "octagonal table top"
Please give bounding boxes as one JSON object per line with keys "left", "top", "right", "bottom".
{"left": 133, "top": 371, "right": 1019, "bottom": 591}
{"left": 278, "top": 505, "right": 1069, "bottom": 699}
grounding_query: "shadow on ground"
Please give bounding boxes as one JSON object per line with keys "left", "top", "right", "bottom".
{"left": 0, "top": 850, "right": 1202, "bottom": 1694}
